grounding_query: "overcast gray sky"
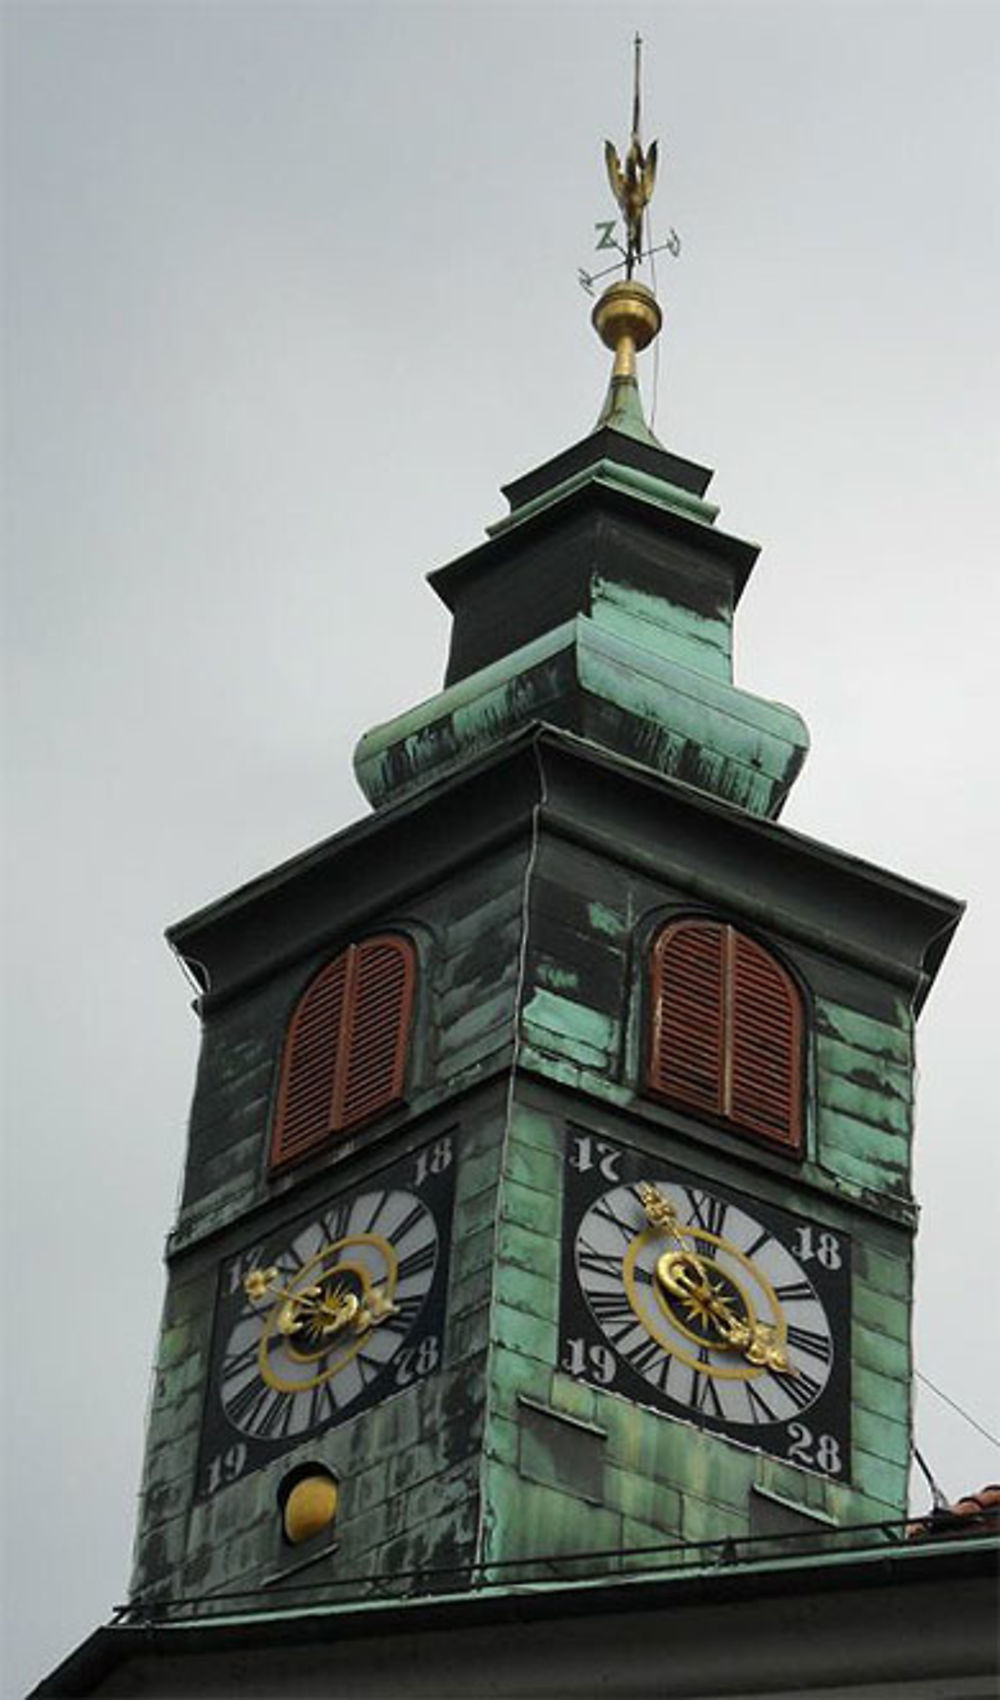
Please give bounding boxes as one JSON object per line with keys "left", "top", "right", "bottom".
{"left": 4, "top": 0, "right": 999, "bottom": 1692}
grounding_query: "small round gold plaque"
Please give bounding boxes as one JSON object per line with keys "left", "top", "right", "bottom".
{"left": 283, "top": 1472, "right": 339, "bottom": 1545}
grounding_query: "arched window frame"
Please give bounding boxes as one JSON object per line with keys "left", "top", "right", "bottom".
{"left": 269, "top": 933, "right": 416, "bottom": 1173}
{"left": 645, "top": 917, "right": 805, "bottom": 1156}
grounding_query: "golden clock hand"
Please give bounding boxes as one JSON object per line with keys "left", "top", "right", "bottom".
{"left": 655, "top": 1249, "right": 792, "bottom": 1374}
{"left": 243, "top": 1266, "right": 279, "bottom": 1301}
{"left": 312, "top": 1286, "right": 361, "bottom": 1334}
{"left": 656, "top": 1248, "right": 714, "bottom": 1300}
{"left": 638, "top": 1182, "right": 685, "bottom": 1243}
{"left": 244, "top": 1262, "right": 402, "bottom": 1343}
{"left": 703, "top": 1292, "right": 791, "bottom": 1374}
{"left": 244, "top": 1267, "right": 320, "bottom": 1310}
{"left": 275, "top": 1285, "right": 328, "bottom": 1336}
{"left": 640, "top": 1185, "right": 720, "bottom": 1287}
{"left": 351, "top": 1287, "right": 399, "bottom": 1334}
{"left": 744, "top": 1322, "right": 792, "bottom": 1373}
{"left": 244, "top": 1266, "right": 348, "bottom": 1338}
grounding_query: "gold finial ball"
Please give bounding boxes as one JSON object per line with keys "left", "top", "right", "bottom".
{"left": 591, "top": 279, "right": 662, "bottom": 356}
{"left": 282, "top": 1472, "right": 339, "bottom": 1545}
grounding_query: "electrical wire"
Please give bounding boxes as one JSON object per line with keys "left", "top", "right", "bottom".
{"left": 916, "top": 1369, "right": 1000, "bottom": 1451}
{"left": 647, "top": 216, "right": 661, "bottom": 430}
{"left": 911, "top": 1443, "right": 950, "bottom": 1511}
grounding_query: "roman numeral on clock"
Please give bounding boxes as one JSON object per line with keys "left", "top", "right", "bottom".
{"left": 684, "top": 1188, "right": 729, "bottom": 1239}
{"left": 779, "top": 1369, "right": 824, "bottom": 1411}
{"left": 223, "top": 1339, "right": 262, "bottom": 1380}
{"left": 361, "top": 1190, "right": 388, "bottom": 1234}
{"left": 693, "top": 1374, "right": 724, "bottom": 1418}
{"left": 683, "top": 1188, "right": 731, "bottom": 1259}
{"left": 588, "top": 1292, "right": 639, "bottom": 1338}
{"left": 683, "top": 1363, "right": 712, "bottom": 1408}
{"left": 320, "top": 1200, "right": 352, "bottom": 1244}
{"left": 786, "top": 1325, "right": 833, "bottom": 1365}
{"left": 226, "top": 1378, "right": 280, "bottom": 1433}
{"left": 390, "top": 1293, "right": 426, "bottom": 1328}
{"left": 593, "top": 1196, "right": 639, "bottom": 1241}
{"left": 623, "top": 1333, "right": 671, "bottom": 1390}
{"left": 254, "top": 1389, "right": 294, "bottom": 1440}
{"left": 307, "top": 1379, "right": 337, "bottom": 1429}
{"left": 746, "top": 1381, "right": 779, "bottom": 1424}
{"left": 578, "top": 1244, "right": 624, "bottom": 1280}
{"left": 396, "top": 1241, "right": 436, "bottom": 1281}
{"left": 355, "top": 1349, "right": 383, "bottom": 1388}
{"left": 391, "top": 1201, "right": 428, "bottom": 1245}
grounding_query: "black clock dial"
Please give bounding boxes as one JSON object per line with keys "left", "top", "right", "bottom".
{"left": 197, "top": 1135, "right": 455, "bottom": 1500}
{"left": 559, "top": 1130, "right": 850, "bottom": 1478}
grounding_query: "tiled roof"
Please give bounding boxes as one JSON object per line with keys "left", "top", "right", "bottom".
{"left": 907, "top": 1483, "right": 1000, "bottom": 1542}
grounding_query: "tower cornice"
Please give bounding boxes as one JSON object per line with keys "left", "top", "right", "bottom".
{"left": 170, "top": 726, "right": 961, "bottom": 1019}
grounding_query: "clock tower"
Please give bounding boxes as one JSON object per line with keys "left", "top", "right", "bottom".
{"left": 121, "top": 247, "right": 962, "bottom": 1618}
{"left": 38, "top": 65, "right": 998, "bottom": 1700}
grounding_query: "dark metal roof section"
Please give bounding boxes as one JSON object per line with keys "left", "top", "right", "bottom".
{"left": 502, "top": 426, "right": 714, "bottom": 511}
{"left": 30, "top": 1534, "right": 999, "bottom": 1697}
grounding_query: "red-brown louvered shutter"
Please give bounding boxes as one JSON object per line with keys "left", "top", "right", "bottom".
{"left": 648, "top": 921, "right": 726, "bottom": 1116}
{"left": 337, "top": 935, "right": 415, "bottom": 1131}
{"left": 270, "top": 953, "right": 349, "bottom": 1169}
{"left": 728, "top": 932, "right": 802, "bottom": 1152}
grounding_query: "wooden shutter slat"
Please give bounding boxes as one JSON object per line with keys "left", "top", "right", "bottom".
{"left": 729, "top": 933, "right": 801, "bottom": 1149}
{"left": 270, "top": 955, "right": 349, "bottom": 1166}
{"left": 648, "top": 922, "right": 726, "bottom": 1114}
{"left": 339, "top": 937, "right": 414, "bottom": 1131}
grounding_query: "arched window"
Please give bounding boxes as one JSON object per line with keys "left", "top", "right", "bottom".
{"left": 269, "top": 934, "right": 416, "bottom": 1172}
{"left": 646, "top": 919, "right": 804, "bottom": 1154}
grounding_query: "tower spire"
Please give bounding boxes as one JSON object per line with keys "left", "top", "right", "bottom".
{"left": 592, "top": 36, "right": 663, "bottom": 444}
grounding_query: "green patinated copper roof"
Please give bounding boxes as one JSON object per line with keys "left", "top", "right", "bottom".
{"left": 593, "top": 372, "right": 664, "bottom": 446}
{"left": 354, "top": 614, "right": 808, "bottom": 818}
{"left": 353, "top": 361, "right": 793, "bottom": 817}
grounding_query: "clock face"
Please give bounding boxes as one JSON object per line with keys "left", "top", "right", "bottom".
{"left": 560, "top": 1131, "right": 851, "bottom": 1478}
{"left": 197, "top": 1135, "right": 455, "bottom": 1500}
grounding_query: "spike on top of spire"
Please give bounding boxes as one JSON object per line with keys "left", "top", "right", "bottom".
{"left": 592, "top": 35, "right": 663, "bottom": 447}
{"left": 604, "top": 33, "right": 659, "bottom": 281}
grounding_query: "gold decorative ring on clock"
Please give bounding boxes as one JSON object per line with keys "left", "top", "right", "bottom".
{"left": 623, "top": 1227, "right": 786, "bottom": 1382}
{"left": 652, "top": 1246, "right": 757, "bottom": 1352}
{"left": 280, "top": 1260, "right": 370, "bottom": 1363}
{"left": 257, "top": 1235, "right": 399, "bottom": 1394}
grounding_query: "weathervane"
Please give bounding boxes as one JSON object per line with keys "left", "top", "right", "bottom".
{"left": 579, "top": 34, "right": 680, "bottom": 298}
{"left": 584, "top": 37, "right": 676, "bottom": 442}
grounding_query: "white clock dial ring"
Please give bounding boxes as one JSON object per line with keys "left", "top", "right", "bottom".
{"left": 575, "top": 1178, "right": 836, "bottom": 1423}
{"left": 219, "top": 1187, "right": 439, "bottom": 1435}
{"left": 264, "top": 1245, "right": 398, "bottom": 1373}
